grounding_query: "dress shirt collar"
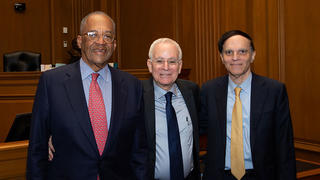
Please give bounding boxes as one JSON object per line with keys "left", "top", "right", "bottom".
{"left": 228, "top": 72, "right": 252, "bottom": 95}
{"left": 153, "top": 81, "right": 178, "bottom": 101}
{"left": 80, "top": 58, "right": 111, "bottom": 82}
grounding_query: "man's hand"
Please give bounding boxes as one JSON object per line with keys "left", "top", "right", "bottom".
{"left": 48, "top": 136, "right": 55, "bottom": 161}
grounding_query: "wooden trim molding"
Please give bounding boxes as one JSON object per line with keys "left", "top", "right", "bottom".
{"left": 295, "top": 139, "right": 320, "bottom": 153}
{"left": 0, "top": 140, "right": 28, "bottom": 179}
{"left": 0, "top": 72, "right": 41, "bottom": 82}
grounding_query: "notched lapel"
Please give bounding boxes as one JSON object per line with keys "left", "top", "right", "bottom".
{"left": 143, "top": 78, "right": 156, "bottom": 159}
{"left": 63, "top": 64, "right": 99, "bottom": 154}
{"left": 216, "top": 76, "right": 228, "bottom": 165}
{"left": 216, "top": 77, "right": 228, "bottom": 137}
{"left": 250, "top": 74, "right": 267, "bottom": 150}
{"left": 103, "top": 68, "right": 127, "bottom": 155}
{"left": 176, "top": 81, "right": 198, "bottom": 130}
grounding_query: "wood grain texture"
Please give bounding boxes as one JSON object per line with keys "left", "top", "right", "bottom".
{"left": 0, "top": 0, "right": 51, "bottom": 68}
{"left": 0, "top": 140, "right": 28, "bottom": 179}
{"left": 283, "top": 0, "right": 320, "bottom": 150}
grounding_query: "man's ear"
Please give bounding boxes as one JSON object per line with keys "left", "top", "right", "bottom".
{"left": 77, "top": 35, "right": 82, "bottom": 49}
{"left": 113, "top": 40, "right": 117, "bottom": 50}
{"left": 147, "top": 59, "right": 152, "bottom": 73}
{"left": 178, "top": 60, "right": 183, "bottom": 74}
{"left": 251, "top": 51, "right": 256, "bottom": 63}
{"left": 220, "top": 53, "right": 225, "bottom": 64}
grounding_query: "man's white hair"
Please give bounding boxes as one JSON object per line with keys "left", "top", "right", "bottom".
{"left": 148, "top": 38, "right": 182, "bottom": 60}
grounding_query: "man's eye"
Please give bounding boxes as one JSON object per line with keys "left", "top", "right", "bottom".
{"left": 239, "top": 49, "right": 248, "bottom": 54}
{"left": 155, "top": 60, "right": 163, "bottom": 63}
{"left": 87, "top": 32, "right": 97, "bottom": 38}
{"left": 168, "top": 60, "right": 177, "bottom": 64}
{"left": 103, "top": 34, "right": 112, "bottom": 39}
{"left": 225, "top": 50, "right": 233, "bottom": 55}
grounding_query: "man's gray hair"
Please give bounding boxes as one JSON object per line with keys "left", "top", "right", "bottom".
{"left": 148, "top": 38, "right": 182, "bottom": 60}
{"left": 80, "top": 11, "right": 116, "bottom": 34}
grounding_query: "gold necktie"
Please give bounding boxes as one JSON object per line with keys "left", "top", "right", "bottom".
{"left": 231, "top": 87, "right": 245, "bottom": 180}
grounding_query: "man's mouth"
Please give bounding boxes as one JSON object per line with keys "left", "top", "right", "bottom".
{"left": 160, "top": 73, "right": 172, "bottom": 77}
{"left": 92, "top": 48, "right": 106, "bottom": 54}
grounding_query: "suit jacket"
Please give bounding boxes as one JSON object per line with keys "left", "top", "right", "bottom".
{"left": 27, "top": 61, "right": 149, "bottom": 180}
{"left": 142, "top": 78, "right": 201, "bottom": 180}
{"left": 200, "top": 73, "right": 296, "bottom": 180}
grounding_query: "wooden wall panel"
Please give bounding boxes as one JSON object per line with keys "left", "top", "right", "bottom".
{"left": 194, "top": 0, "right": 220, "bottom": 84}
{"left": 283, "top": 0, "right": 320, "bottom": 149}
{"left": 51, "top": 0, "right": 75, "bottom": 64}
{"left": 0, "top": 141, "right": 28, "bottom": 179}
{"left": 0, "top": 69, "right": 153, "bottom": 142}
{"left": 0, "top": 0, "right": 103, "bottom": 69}
{"left": 0, "top": 101, "right": 33, "bottom": 142}
{"left": 0, "top": 0, "right": 51, "bottom": 68}
{"left": 192, "top": 0, "right": 320, "bottom": 157}
{"left": 175, "top": 0, "right": 197, "bottom": 81}
{"left": 51, "top": 0, "right": 103, "bottom": 65}
{"left": 118, "top": 0, "right": 175, "bottom": 69}
{"left": 0, "top": 72, "right": 39, "bottom": 142}
{"left": 102, "top": 0, "right": 198, "bottom": 81}
{"left": 0, "top": 0, "right": 319, "bottom": 162}
{"left": 219, "top": 0, "right": 250, "bottom": 33}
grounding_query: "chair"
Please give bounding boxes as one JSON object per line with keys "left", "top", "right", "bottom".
{"left": 5, "top": 112, "right": 32, "bottom": 142}
{"left": 3, "top": 51, "right": 41, "bottom": 72}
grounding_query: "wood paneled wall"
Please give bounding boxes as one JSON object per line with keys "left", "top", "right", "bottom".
{"left": 0, "top": 0, "right": 51, "bottom": 67}
{"left": 1, "top": 0, "right": 319, "bottom": 160}
{"left": 283, "top": 0, "right": 320, "bottom": 153}
{"left": 0, "top": 0, "right": 104, "bottom": 68}
{"left": 105, "top": 0, "right": 320, "bottom": 158}
{"left": 0, "top": 72, "right": 39, "bottom": 142}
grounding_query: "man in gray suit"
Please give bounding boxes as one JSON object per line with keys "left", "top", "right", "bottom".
{"left": 143, "top": 38, "right": 200, "bottom": 180}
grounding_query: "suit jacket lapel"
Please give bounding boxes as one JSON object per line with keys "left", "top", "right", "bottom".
{"left": 217, "top": 75, "right": 229, "bottom": 167}
{"left": 250, "top": 73, "right": 267, "bottom": 154}
{"left": 176, "top": 80, "right": 199, "bottom": 133}
{"left": 143, "top": 78, "right": 156, "bottom": 162}
{"left": 176, "top": 79, "right": 200, "bottom": 169}
{"left": 63, "top": 62, "right": 99, "bottom": 154}
{"left": 102, "top": 67, "right": 127, "bottom": 155}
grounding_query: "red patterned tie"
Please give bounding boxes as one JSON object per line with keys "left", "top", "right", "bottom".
{"left": 89, "top": 73, "right": 108, "bottom": 156}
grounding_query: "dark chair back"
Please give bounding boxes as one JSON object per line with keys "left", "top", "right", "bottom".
{"left": 5, "top": 112, "right": 32, "bottom": 142}
{"left": 3, "top": 51, "right": 41, "bottom": 72}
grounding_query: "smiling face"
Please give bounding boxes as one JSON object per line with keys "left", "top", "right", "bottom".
{"left": 220, "top": 35, "right": 256, "bottom": 83}
{"left": 77, "top": 14, "right": 116, "bottom": 72}
{"left": 147, "top": 42, "right": 182, "bottom": 91}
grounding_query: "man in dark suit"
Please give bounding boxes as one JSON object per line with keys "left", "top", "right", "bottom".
{"left": 27, "top": 11, "right": 149, "bottom": 180}
{"left": 143, "top": 38, "right": 200, "bottom": 180}
{"left": 200, "top": 30, "right": 296, "bottom": 180}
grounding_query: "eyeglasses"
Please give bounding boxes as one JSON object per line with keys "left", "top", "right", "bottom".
{"left": 223, "top": 49, "right": 250, "bottom": 56}
{"left": 82, "top": 31, "right": 115, "bottom": 43}
{"left": 151, "top": 58, "right": 181, "bottom": 66}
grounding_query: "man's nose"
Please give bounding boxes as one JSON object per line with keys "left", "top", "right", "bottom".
{"left": 232, "top": 52, "right": 240, "bottom": 60}
{"left": 163, "top": 60, "right": 169, "bottom": 70}
{"left": 96, "top": 35, "right": 105, "bottom": 44}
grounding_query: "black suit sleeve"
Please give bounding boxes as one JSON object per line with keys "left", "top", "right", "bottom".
{"left": 27, "top": 73, "right": 50, "bottom": 180}
{"left": 130, "top": 81, "right": 151, "bottom": 180}
{"left": 274, "top": 84, "right": 296, "bottom": 179}
{"left": 199, "top": 83, "right": 209, "bottom": 135}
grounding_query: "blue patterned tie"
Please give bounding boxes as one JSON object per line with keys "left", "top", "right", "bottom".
{"left": 165, "top": 92, "right": 184, "bottom": 180}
